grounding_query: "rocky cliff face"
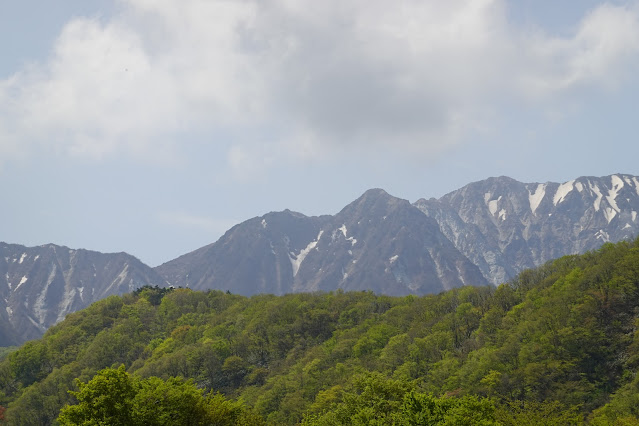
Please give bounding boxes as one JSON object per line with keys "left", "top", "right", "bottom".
{"left": 156, "top": 189, "right": 487, "bottom": 296}
{"left": 155, "top": 210, "right": 331, "bottom": 296}
{"left": 415, "top": 174, "right": 639, "bottom": 284}
{"left": 158, "top": 174, "right": 639, "bottom": 294}
{"left": 0, "top": 243, "right": 166, "bottom": 346}
{"left": 291, "top": 189, "right": 487, "bottom": 295}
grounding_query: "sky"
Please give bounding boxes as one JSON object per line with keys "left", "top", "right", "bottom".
{"left": 1, "top": 0, "right": 639, "bottom": 267}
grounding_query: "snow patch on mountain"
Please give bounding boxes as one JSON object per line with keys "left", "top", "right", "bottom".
{"left": 456, "top": 262, "right": 469, "bottom": 286}
{"left": 589, "top": 182, "right": 603, "bottom": 211}
{"left": 337, "top": 224, "right": 357, "bottom": 245}
{"left": 528, "top": 184, "right": 546, "bottom": 215}
{"left": 34, "top": 265, "right": 57, "bottom": 328}
{"left": 105, "top": 264, "right": 130, "bottom": 295}
{"left": 289, "top": 230, "right": 323, "bottom": 277}
{"left": 554, "top": 180, "right": 575, "bottom": 205}
{"left": 604, "top": 207, "right": 617, "bottom": 224}
{"left": 26, "top": 315, "right": 40, "bottom": 328}
{"left": 15, "top": 275, "right": 28, "bottom": 291}
{"left": 595, "top": 229, "right": 610, "bottom": 242}
{"left": 488, "top": 196, "right": 502, "bottom": 216}
{"left": 606, "top": 175, "right": 623, "bottom": 213}
{"left": 611, "top": 174, "right": 624, "bottom": 190}
{"left": 57, "top": 287, "right": 77, "bottom": 323}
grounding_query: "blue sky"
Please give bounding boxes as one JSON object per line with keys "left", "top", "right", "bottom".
{"left": 1, "top": 0, "right": 638, "bottom": 266}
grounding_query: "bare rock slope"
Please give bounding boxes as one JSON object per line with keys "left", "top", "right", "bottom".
{"left": 156, "top": 189, "right": 488, "bottom": 296}
{"left": 0, "top": 243, "right": 166, "bottom": 345}
{"left": 415, "top": 174, "right": 639, "bottom": 284}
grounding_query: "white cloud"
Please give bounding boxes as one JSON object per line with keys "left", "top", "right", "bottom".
{"left": 518, "top": 3, "right": 639, "bottom": 98}
{"left": 1, "top": 0, "right": 638, "bottom": 170}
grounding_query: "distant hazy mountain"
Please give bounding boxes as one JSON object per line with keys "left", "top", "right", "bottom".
{"left": 156, "top": 189, "right": 488, "bottom": 296}
{"left": 0, "top": 243, "right": 166, "bottom": 346}
{"left": 157, "top": 174, "right": 639, "bottom": 294}
{"left": 415, "top": 174, "right": 639, "bottom": 285}
{"left": 155, "top": 209, "right": 331, "bottom": 296}
{"left": 5, "top": 173, "right": 639, "bottom": 345}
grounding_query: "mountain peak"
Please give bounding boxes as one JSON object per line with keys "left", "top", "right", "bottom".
{"left": 338, "top": 188, "right": 408, "bottom": 217}
{"left": 352, "top": 188, "right": 396, "bottom": 203}
{"left": 268, "top": 209, "right": 307, "bottom": 219}
{"left": 362, "top": 188, "right": 390, "bottom": 197}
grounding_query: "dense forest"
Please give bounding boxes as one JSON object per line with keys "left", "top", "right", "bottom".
{"left": 2, "top": 239, "right": 639, "bottom": 424}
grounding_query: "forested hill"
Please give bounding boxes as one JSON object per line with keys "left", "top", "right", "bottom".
{"left": 2, "top": 239, "right": 639, "bottom": 424}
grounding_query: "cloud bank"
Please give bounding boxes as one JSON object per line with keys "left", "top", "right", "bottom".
{"left": 1, "top": 0, "right": 638, "bottom": 171}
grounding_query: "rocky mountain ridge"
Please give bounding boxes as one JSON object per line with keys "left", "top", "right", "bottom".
{"left": 3, "top": 173, "right": 638, "bottom": 345}
{"left": 416, "top": 174, "right": 639, "bottom": 284}
{"left": 156, "top": 188, "right": 487, "bottom": 296}
{"left": 157, "top": 173, "right": 639, "bottom": 293}
{"left": 0, "top": 243, "right": 166, "bottom": 345}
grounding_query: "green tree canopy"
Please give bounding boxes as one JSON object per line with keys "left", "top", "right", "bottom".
{"left": 57, "top": 365, "right": 263, "bottom": 426}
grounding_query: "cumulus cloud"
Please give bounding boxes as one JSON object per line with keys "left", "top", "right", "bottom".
{"left": 1, "top": 0, "right": 638, "bottom": 170}
{"left": 518, "top": 3, "right": 639, "bottom": 97}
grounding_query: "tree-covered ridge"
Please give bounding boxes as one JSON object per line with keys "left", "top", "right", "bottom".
{"left": 1, "top": 239, "right": 639, "bottom": 424}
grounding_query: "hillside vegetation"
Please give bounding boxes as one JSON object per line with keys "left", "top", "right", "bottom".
{"left": 2, "top": 239, "right": 639, "bottom": 424}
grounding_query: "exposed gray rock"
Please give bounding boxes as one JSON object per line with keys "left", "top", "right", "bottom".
{"left": 414, "top": 174, "right": 639, "bottom": 285}
{"left": 156, "top": 189, "right": 487, "bottom": 296}
{"left": 0, "top": 243, "right": 166, "bottom": 346}
{"left": 155, "top": 210, "right": 331, "bottom": 295}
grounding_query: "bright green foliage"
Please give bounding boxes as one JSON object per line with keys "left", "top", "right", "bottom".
{"left": 400, "top": 392, "right": 498, "bottom": 426}
{"left": 302, "top": 373, "right": 498, "bottom": 425}
{"left": 133, "top": 285, "right": 174, "bottom": 306}
{"left": 302, "top": 372, "right": 411, "bottom": 425}
{"left": 0, "top": 347, "right": 17, "bottom": 361}
{"left": 494, "top": 400, "right": 583, "bottom": 425}
{"left": 8, "top": 341, "right": 51, "bottom": 387}
{"left": 2, "top": 239, "right": 639, "bottom": 424}
{"left": 57, "top": 365, "right": 262, "bottom": 425}
{"left": 58, "top": 365, "right": 136, "bottom": 425}
{"left": 590, "top": 373, "right": 639, "bottom": 425}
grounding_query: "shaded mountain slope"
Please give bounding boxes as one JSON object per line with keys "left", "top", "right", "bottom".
{"left": 415, "top": 174, "right": 639, "bottom": 284}
{"left": 0, "top": 242, "right": 166, "bottom": 345}
{"left": 156, "top": 189, "right": 487, "bottom": 296}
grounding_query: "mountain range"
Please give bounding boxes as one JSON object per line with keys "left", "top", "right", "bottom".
{"left": 0, "top": 243, "right": 165, "bottom": 345}
{"left": 3, "top": 173, "right": 638, "bottom": 345}
{"left": 156, "top": 188, "right": 486, "bottom": 296}
{"left": 415, "top": 174, "right": 639, "bottom": 285}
